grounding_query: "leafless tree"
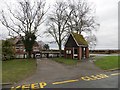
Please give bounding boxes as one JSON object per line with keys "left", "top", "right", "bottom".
{"left": 0, "top": 0, "right": 48, "bottom": 58}
{"left": 45, "top": 0, "right": 99, "bottom": 54}
{"left": 65, "top": 0, "right": 99, "bottom": 50}
{"left": 85, "top": 32, "right": 97, "bottom": 50}
{"left": 38, "top": 40, "right": 45, "bottom": 50}
{"left": 67, "top": 0, "right": 100, "bottom": 34}
{"left": 45, "top": 1, "right": 73, "bottom": 56}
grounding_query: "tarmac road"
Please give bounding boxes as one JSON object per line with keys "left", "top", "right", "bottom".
{"left": 6, "top": 71, "right": 119, "bottom": 89}
{"left": 46, "top": 72, "right": 119, "bottom": 88}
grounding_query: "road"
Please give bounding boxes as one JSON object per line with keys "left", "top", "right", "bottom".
{"left": 46, "top": 73, "right": 119, "bottom": 88}
{"left": 8, "top": 71, "right": 119, "bottom": 89}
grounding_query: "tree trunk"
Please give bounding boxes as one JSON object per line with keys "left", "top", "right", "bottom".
{"left": 58, "top": 44, "right": 62, "bottom": 57}
{"left": 28, "top": 51, "right": 31, "bottom": 58}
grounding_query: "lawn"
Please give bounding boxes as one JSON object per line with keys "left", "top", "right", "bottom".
{"left": 52, "top": 57, "right": 78, "bottom": 65}
{"left": 94, "top": 56, "right": 119, "bottom": 70}
{"left": 0, "top": 61, "right": 2, "bottom": 84}
{"left": 2, "top": 59, "right": 36, "bottom": 84}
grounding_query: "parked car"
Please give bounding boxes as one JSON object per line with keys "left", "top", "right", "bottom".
{"left": 35, "top": 53, "right": 41, "bottom": 59}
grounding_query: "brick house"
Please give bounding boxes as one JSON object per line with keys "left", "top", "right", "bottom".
{"left": 9, "top": 36, "right": 40, "bottom": 58}
{"left": 64, "top": 32, "right": 89, "bottom": 60}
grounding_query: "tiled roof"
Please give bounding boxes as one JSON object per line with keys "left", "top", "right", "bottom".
{"left": 7, "top": 36, "right": 39, "bottom": 46}
{"left": 71, "top": 32, "right": 88, "bottom": 46}
{"left": 7, "top": 36, "right": 21, "bottom": 45}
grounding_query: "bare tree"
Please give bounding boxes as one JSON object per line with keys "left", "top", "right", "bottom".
{"left": 0, "top": 0, "right": 48, "bottom": 58}
{"left": 45, "top": 1, "right": 73, "bottom": 56}
{"left": 85, "top": 32, "right": 97, "bottom": 50}
{"left": 67, "top": 0, "right": 100, "bottom": 34}
{"left": 64, "top": 0, "right": 100, "bottom": 50}
{"left": 45, "top": 0, "right": 99, "bottom": 54}
{"left": 43, "top": 44, "right": 49, "bottom": 50}
{"left": 38, "top": 40, "right": 45, "bottom": 50}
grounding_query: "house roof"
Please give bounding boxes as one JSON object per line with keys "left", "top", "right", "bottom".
{"left": 34, "top": 41, "right": 39, "bottom": 46}
{"left": 64, "top": 32, "right": 88, "bottom": 47}
{"left": 7, "top": 36, "right": 39, "bottom": 46}
{"left": 7, "top": 36, "right": 21, "bottom": 45}
{"left": 71, "top": 32, "right": 88, "bottom": 46}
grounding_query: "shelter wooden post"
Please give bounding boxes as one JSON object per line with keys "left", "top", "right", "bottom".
{"left": 78, "top": 47, "right": 82, "bottom": 60}
{"left": 85, "top": 47, "right": 89, "bottom": 58}
{"left": 64, "top": 47, "right": 66, "bottom": 58}
{"left": 82, "top": 47, "right": 84, "bottom": 58}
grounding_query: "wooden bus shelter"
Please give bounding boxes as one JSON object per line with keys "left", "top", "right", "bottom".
{"left": 64, "top": 32, "right": 89, "bottom": 60}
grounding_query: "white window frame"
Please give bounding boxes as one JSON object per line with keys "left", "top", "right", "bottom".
{"left": 66, "top": 50, "right": 71, "bottom": 54}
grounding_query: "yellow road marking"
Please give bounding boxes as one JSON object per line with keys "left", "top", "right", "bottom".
{"left": 11, "top": 82, "right": 47, "bottom": 90}
{"left": 39, "top": 82, "right": 47, "bottom": 88}
{"left": 11, "top": 73, "right": 119, "bottom": 88}
{"left": 111, "top": 73, "right": 120, "bottom": 76}
{"left": 52, "top": 79, "right": 79, "bottom": 85}
{"left": 81, "top": 74, "right": 109, "bottom": 81}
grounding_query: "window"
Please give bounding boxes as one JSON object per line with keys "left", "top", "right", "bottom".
{"left": 16, "top": 47, "right": 20, "bottom": 51}
{"left": 69, "top": 50, "right": 71, "bottom": 54}
{"left": 16, "top": 47, "right": 19, "bottom": 49}
{"left": 66, "top": 50, "right": 69, "bottom": 54}
{"left": 66, "top": 50, "right": 71, "bottom": 54}
{"left": 20, "top": 47, "right": 23, "bottom": 51}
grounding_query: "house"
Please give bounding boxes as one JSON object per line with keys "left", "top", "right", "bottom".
{"left": 8, "top": 36, "right": 40, "bottom": 58}
{"left": 64, "top": 32, "right": 89, "bottom": 60}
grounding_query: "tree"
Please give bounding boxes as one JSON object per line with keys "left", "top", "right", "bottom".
{"left": 0, "top": 0, "right": 48, "bottom": 58}
{"left": 45, "top": 0, "right": 99, "bottom": 52}
{"left": 38, "top": 40, "right": 45, "bottom": 50}
{"left": 43, "top": 44, "right": 49, "bottom": 50}
{"left": 85, "top": 32, "right": 97, "bottom": 50}
{"left": 67, "top": 0, "right": 100, "bottom": 34}
{"left": 2, "top": 40, "right": 14, "bottom": 60}
{"left": 45, "top": 1, "right": 73, "bottom": 56}
{"left": 66, "top": 0, "right": 99, "bottom": 49}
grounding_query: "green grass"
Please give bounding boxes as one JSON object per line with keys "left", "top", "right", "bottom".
{"left": 52, "top": 57, "right": 78, "bottom": 65}
{"left": 0, "top": 61, "right": 2, "bottom": 83}
{"left": 2, "top": 59, "right": 36, "bottom": 84}
{"left": 94, "top": 56, "right": 119, "bottom": 70}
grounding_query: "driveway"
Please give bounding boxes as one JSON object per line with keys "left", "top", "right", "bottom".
{"left": 14, "top": 58, "right": 105, "bottom": 86}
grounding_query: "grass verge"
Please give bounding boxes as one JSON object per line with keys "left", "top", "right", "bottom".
{"left": 2, "top": 59, "right": 36, "bottom": 84}
{"left": 94, "top": 56, "right": 119, "bottom": 70}
{"left": 52, "top": 57, "right": 78, "bottom": 65}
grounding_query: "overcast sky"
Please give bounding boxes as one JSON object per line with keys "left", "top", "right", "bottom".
{"left": 88, "top": 0, "right": 118, "bottom": 50}
{"left": 0, "top": 0, "right": 119, "bottom": 50}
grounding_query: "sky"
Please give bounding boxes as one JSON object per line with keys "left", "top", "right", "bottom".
{"left": 0, "top": 0, "right": 119, "bottom": 50}
{"left": 88, "top": 0, "right": 118, "bottom": 50}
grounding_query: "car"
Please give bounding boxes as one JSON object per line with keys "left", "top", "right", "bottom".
{"left": 35, "top": 53, "right": 41, "bottom": 58}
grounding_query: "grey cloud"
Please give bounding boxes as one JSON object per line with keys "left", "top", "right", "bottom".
{"left": 0, "top": 0, "right": 118, "bottom": 50}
